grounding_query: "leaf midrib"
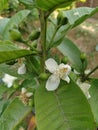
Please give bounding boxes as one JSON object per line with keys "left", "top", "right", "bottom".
{"left": 54, "top": 91, "right": 70, "bottom": 129}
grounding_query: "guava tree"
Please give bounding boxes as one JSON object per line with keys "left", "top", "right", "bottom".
{"left": 0, "top": 0, "right": 98, "bottom": 130}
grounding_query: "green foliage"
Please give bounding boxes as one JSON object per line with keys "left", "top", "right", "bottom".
{"left": 64, "top": 7, "right": 98, "bottom": 28}
{"left": 0, "top": 98, "right": 31, "bottom": 130}
{"left": 0, "top": 0, "right": 9, "bottom": 14}
{"left": 89, "top": 79, "right": 98, "bottom": 126}
{"left": 36, "top": 0, "right": 78, "bottom": 11}
{"left": 58, "top": 37, "right": 83, "bottom": 72}
{"left": 47, "top": 7, "right": 98, "bottom": 50}
{"left": 2, "top": 10, "right": 30, "bottom": 40}
{"left": 0, "top": 0, "right": 98, "bottom": 130}
{"left": 9, "top": 29, "right": 22, "bottom": 41}
{"left": 19, "top": 0, "right": 35, "bottom": 8}
{"left": 35, "top": 80, "right": 95, "bottom": 130}
{"left": 28, "top": 30, "right": 40, "bottom": 41}
{"left": 0, "top": 41, "right": 34, "bottom": 64}
{"left": 0, "top": 18, "right": 9, "bottom": 36}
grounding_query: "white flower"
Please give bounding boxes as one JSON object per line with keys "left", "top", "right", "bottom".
{"left": 17, "top": 64, "right": 26, "bottom": 74}
{"left": 2, "top": 74, "right": 17, "bottom": 88}
{"left": 21, "top": 87, "right": 33, "bottom": 97}
{"left": 45, "top": 58, "right": 71, "bottom": 91}
{"left": 74, "top": 69, "right": 91, "bottom": 75}
{"left": 84, "top": 69, "right": 91, "bottom": 74}
{"left": 20, "top": 87, "right": 33, "bottom": 105}
{"left": 76, "top": 79, "right": 91, "bottom": 99}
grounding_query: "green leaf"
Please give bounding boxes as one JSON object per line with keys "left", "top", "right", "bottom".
{"left": 89, "top": 79, "right": 98, "bottom": 126}
{"left": 0, "top": 84, "right": 17, "bottom": 100}
{"left": 0, "top": 41, "right": 19, "bottom": 51}
{"left": 0, "top": 0, "right": 9, "bottom": 14}
{"left": 47, "top": 7, "right": 98, "bottom": 49}
{"left": 2, "top": 10, "right": 30, "bottom": 40}
{"left": 21, "top": 78, "right": 38, "bottom": 92}
{"left": 46, "top": 22, "right": 67, "bottom": 49}
{"left": 57, "top": 37, "right": 83, "bottom": 72}
{"left": 36, "top": 0, "right": 77, "bottom": 11}
{"left": 0, "top": 50, "right": 33, "bottom": 64}
{"left": 0, "top": 63, "right": 19, "bottom": 77}
{"left": 0, "top": 18, "right": 9, "bottom": 36}
{"left": 0, "top": 99, "right": 8, "bottom": 116}
{"left": 64, "top": 7, "right": 98, "bottom": 28}
{"left": 19, "top": 0, "right": 35, "bottom": 8}
{"left": 0, "top": 98, "right": 31, "bottom": 130}
{"left": 0, "top": 85, "right": 8, "bottom": 99}
{"left": 35, "top": 80, "right": 95, "bottom": 130}
{"left": 0, "top": 41, "right": 34, "bottom": 63}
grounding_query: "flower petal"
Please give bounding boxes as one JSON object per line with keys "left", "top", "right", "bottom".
{"left": 74, "top": 69, "right": 80, "bottom": 75}
{"left": 45, "top": 58, "right": 58, "bottom": 73}
{"left": 18, "top": 64, "right": 26, "bottom": 74}
{"left": 46, "top": 74, "right": 60, "bottom": 91}
{"left": 84, "top": 69, "right": 91, "bottom": 74}
{"left": 26, "top": 92, "right": 33, "bottom": 97}
{"left": 86, "top": 92, "right": 91, "bottom": 99}
{"left": 2, "top": 74, "right": 17, "bottom": 88}
{"left": 21, "top": 87, "right": 27, "bottom": 94}
{"left": 76, "top": 79, "right": 91, "bottom": 99}
{"left": 59, "top": 64, "right": 71, "bottom": 75}
{"left": 62, "top": 76, "right": 70, "bottom": 83}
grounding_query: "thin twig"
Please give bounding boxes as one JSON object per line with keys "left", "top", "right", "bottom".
{"left": 85, "top": 65, "right": 98, "bottom": 79}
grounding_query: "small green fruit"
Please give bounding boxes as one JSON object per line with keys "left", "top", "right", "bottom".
{"left": 61, "top": 56, "right": 68, "bottom": 64}
{"left": 13, "top": 84, "right": 19, "bottom": 89}
{"left": 39, "top": 73, "right": 49, "bottom": 80}
{"left": 31, "top": 41, "right": 37, "bottom": 48}
{"left": 80, "top": 52, "right": 87, "bottom": 61}
{"left": 28, "top": 99, "right": 34, "bottom": 106}
{"left": 9, "top": 29, "right": 22, "bottom": 41}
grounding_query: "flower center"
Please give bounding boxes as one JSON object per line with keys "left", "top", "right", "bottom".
{"left": 55, "top": 67, "right": 68, "bottom": 78}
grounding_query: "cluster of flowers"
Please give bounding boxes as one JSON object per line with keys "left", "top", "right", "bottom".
{"left": 2, "top": 58, "right": 91, "bottom": 99}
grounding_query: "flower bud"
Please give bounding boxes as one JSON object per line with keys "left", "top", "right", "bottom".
{"left": 57, "top": 12, "right": 68, "bottom": 26}
{"left": 29, "top": 30, "right": 40, "bottom": 41}
{"left": 13, "top": 83, "right": 19, "bottom": 89}
{"left": 9, "top": 29, "right": 22, "bottom": 41}
{"left": 39, "top": 73, "right": 49, "bottom": 80}
{"left": 80, "top": 52, "right": 87, "bottom": 61}
{"left": 61, "top": 56, "right": 69, "bottom": 64}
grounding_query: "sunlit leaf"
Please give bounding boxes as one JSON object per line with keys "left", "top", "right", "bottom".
{"left": 36, "top": 0, "right": 77, "bottom": 11}
{"left": 63, "top": 7, "right": 98, "bottom": 28}
{"left": 47, "top": 7, "right": 98, "bottom": 50}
